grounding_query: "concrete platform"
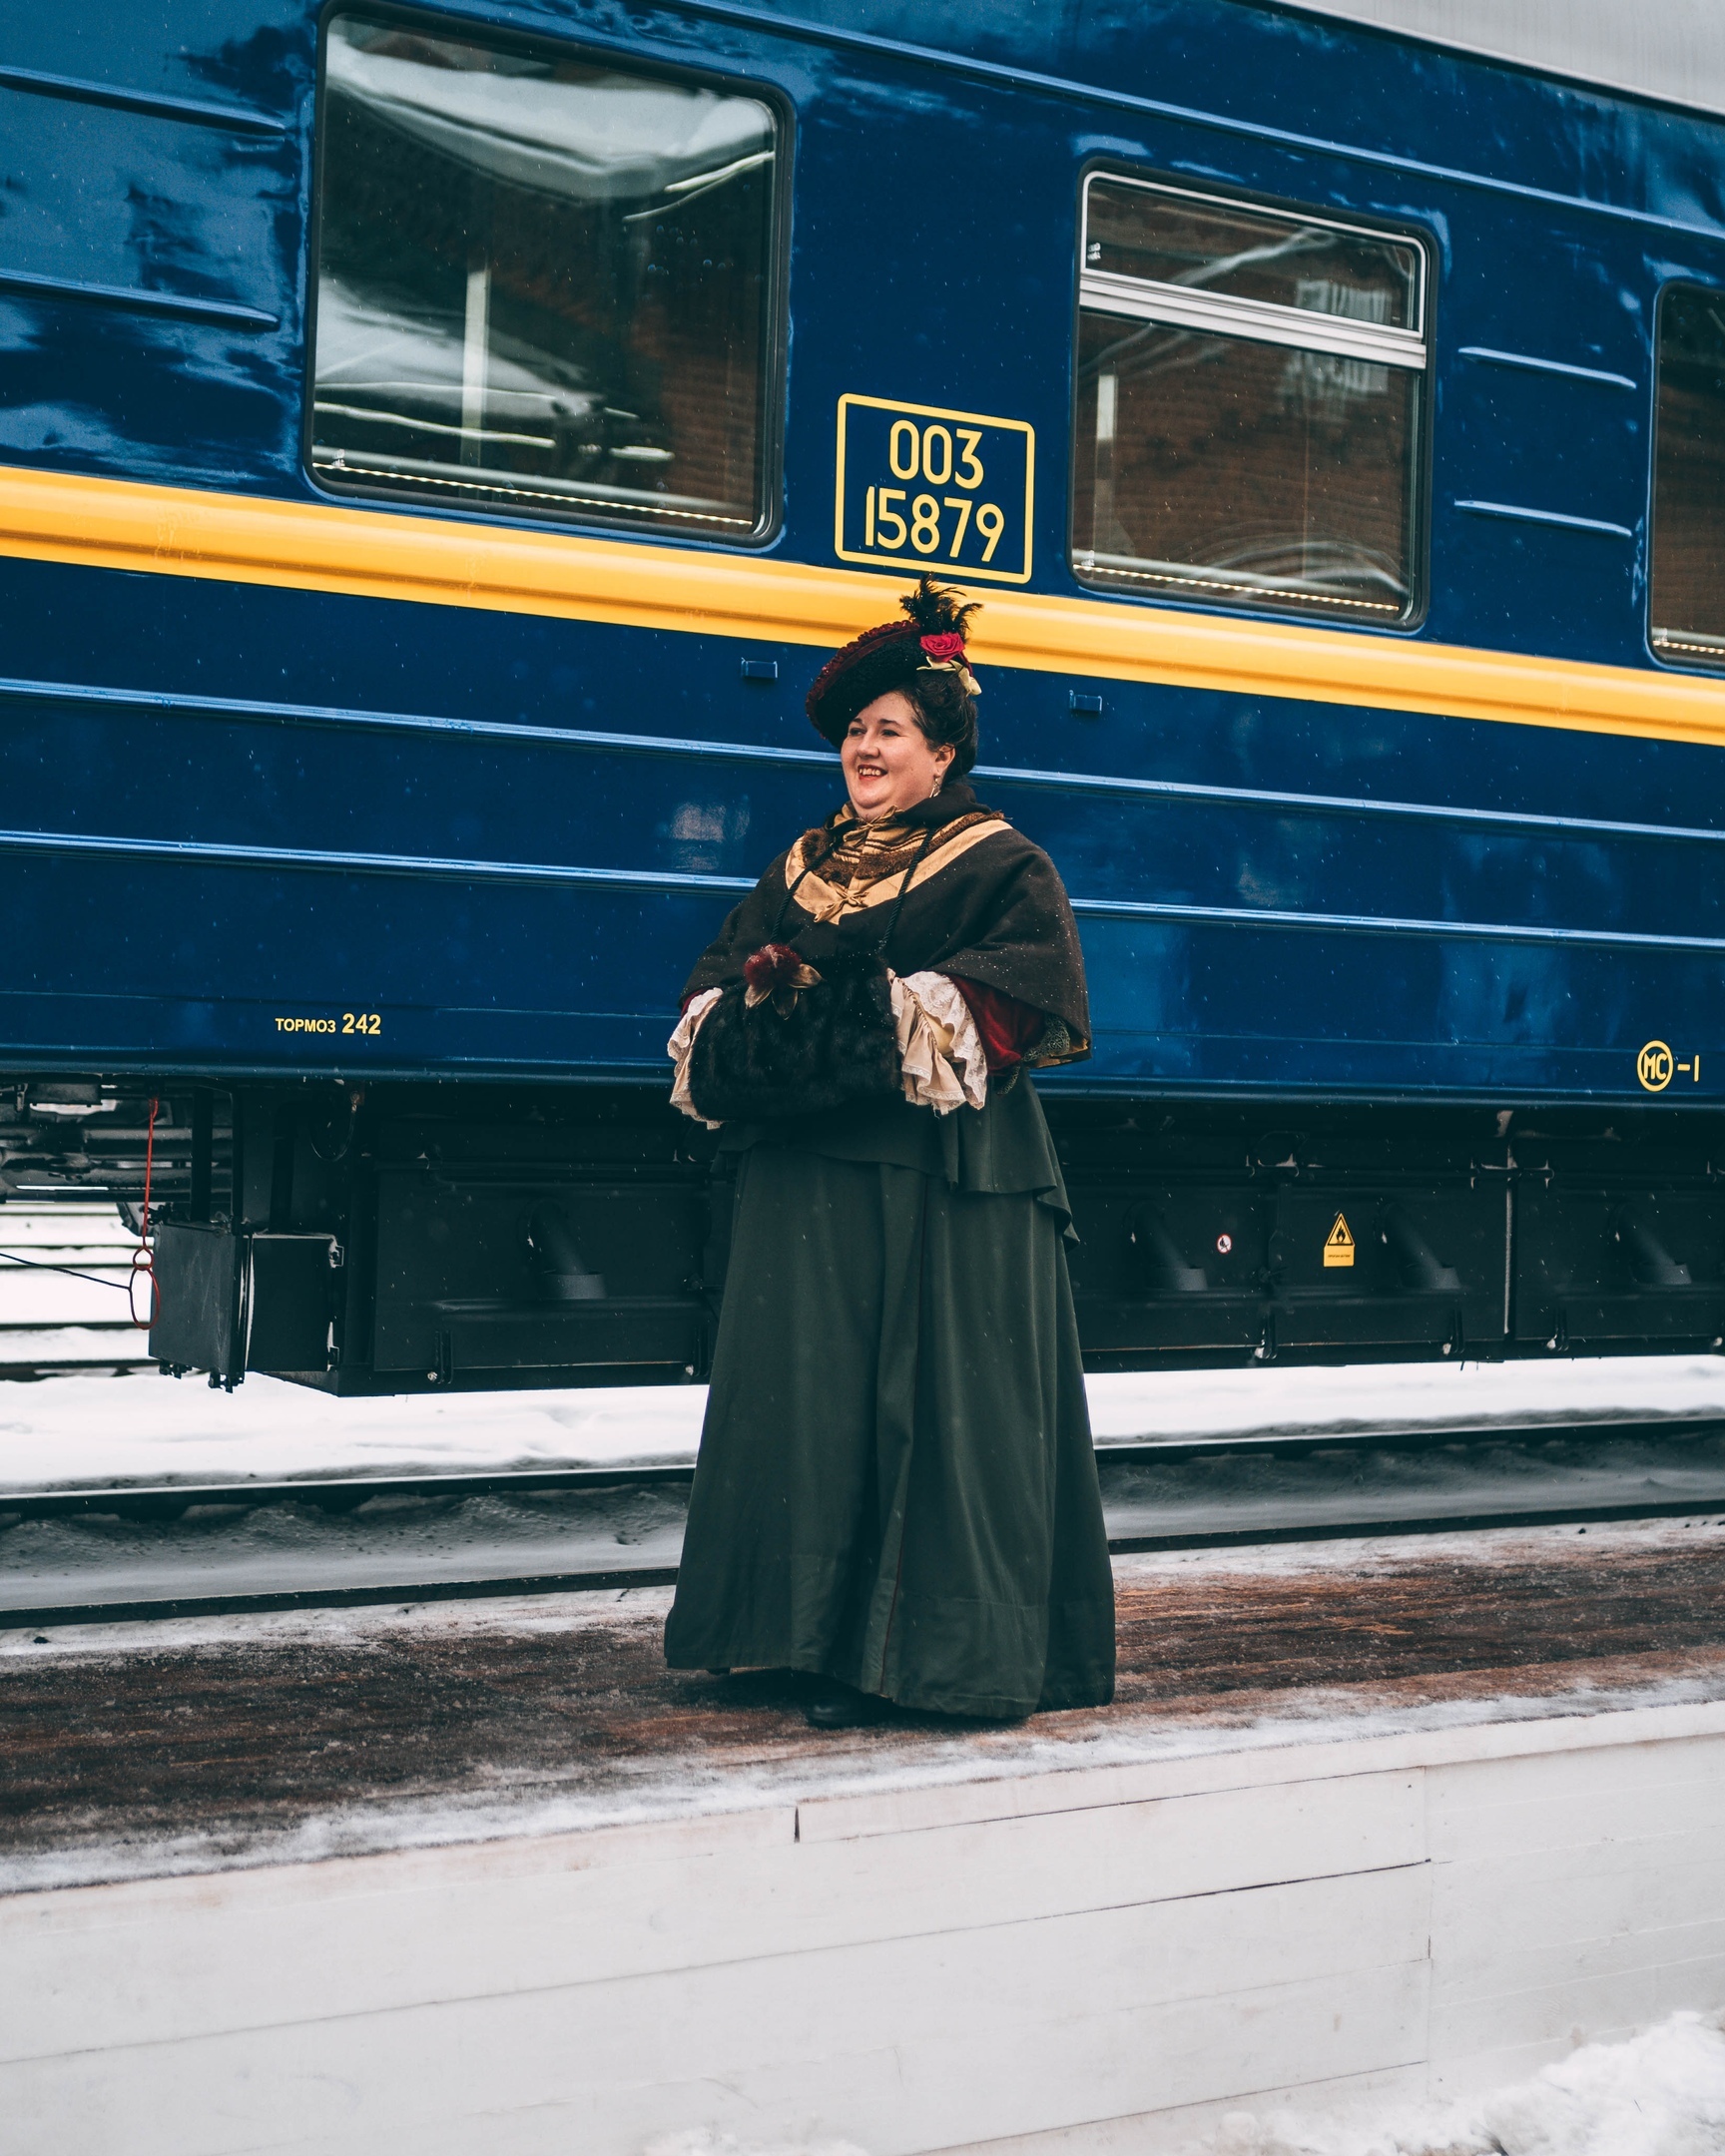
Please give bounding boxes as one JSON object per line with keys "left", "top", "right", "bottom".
{"left": 5, "top": 1522, "right": 1725, "bottom": 2153}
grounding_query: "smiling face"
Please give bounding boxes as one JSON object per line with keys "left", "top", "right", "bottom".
{"left": 841, "top": 690, "right": 955, "bottom": 821}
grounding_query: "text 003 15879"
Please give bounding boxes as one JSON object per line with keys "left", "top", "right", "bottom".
{"left": 835, "top": 394, "right": 1034, "bottom": 584}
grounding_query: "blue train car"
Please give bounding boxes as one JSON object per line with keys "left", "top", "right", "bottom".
{"left": 4, "top": 0, "right": 1725, "bottom": 1384}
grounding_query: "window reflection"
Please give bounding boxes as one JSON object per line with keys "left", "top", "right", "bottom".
{"left": 1084, "top": 180, "right": 1422, "bottom": 334}
{"left": 1651, "top": 284, "right": 1725, "bottom": 667}
{"left": 1072, "top": 178, "right": 1427, "bottom": 622}
{"left": 312, "top": 16, "right": 778, "bottom": 535}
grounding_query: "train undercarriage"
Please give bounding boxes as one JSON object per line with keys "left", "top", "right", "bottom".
{"left": 6, "top": 1078, "right": 1725, "bottom": 1389}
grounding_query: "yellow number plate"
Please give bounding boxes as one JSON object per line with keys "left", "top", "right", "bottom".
{"left": 834, "top": 394, "right": 1034, "bottom": 585}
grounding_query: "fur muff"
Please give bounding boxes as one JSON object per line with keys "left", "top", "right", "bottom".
{"left": 686, "top": 947, "right": 900, "bottom": 1123}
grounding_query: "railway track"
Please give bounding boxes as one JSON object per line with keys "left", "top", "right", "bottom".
{"left": 7, "top": 1211, "right": 1725, "bottom": 1629}
{"left": 7, "top": 1418, "right": 1725, "bottom": 1629}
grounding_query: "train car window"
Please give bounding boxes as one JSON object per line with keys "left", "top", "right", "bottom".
{"left": 310, "top": 16, "right": 780, "bottom": 537}
{"left": 1072, "top": 176, "right": 1429, "bottom": 622}
{"left": 1650, "top": 283, "right": 1725, "bottom": 669}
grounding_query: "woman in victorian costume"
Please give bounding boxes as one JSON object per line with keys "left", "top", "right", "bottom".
{"left": 663, "top": 579, "right": 1115, "bottom": 1728}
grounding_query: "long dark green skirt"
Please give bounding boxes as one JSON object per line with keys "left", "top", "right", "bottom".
{"left": 664, "top": 1103, "right": 1116, "bottom": 1718}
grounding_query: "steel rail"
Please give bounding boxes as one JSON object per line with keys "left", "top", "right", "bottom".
{"left": 3, "top": 1415, "right": 1724, "bottom": 1519}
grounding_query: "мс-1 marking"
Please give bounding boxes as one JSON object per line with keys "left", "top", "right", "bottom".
{"left": 834, "top": 394, "right": 1034, "bottom": 584}
{"left": 1637, "top": 1041, "right": 1702, "bottom": 1091}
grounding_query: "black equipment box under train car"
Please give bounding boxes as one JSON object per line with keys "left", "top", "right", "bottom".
{"left": 136, "top": 1084, "right": 1725, "bottom": 1390}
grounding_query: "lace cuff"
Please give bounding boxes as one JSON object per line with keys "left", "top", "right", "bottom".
{"left": 667, "top": 987, "right": 724, "bottom": 1125}
{"left": 891, "top": 970, "right": 988, "bottom": 1115}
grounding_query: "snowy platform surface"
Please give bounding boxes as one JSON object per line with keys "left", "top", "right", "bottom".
{"left": 7, "top": 1515, "right": 1725, "bottom": 1892}
{"left": 5, "top": 1354, "right": 1725, "bottom": 1495}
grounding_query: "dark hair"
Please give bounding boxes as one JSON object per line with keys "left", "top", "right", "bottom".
{"left": 900, "top": 666, "right": 979, "bottom": 782}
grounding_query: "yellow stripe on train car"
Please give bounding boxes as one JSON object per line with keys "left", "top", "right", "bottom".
{"left": 1, "top": 462, "right": 1723, "bottom": 751}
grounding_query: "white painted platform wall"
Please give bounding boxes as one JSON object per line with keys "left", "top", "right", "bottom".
{"left": 4, "top": 1704, "right": 1724, "bottom": 2156}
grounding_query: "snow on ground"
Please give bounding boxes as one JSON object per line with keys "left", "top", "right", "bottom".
{"left": 2, "top": 1354, "right": 1725, "bottom": 1493}
{"left": 637, "top": 2015, "right": 1725, "bottom": 2156}
{"left": 0, "top": 1370, "right": 709, "bottom": 1491}
{"left": 1194, "top": 2010, "right": 1725, "bottom": 2156}
{"left": 1085, "top": 1356, "right": 1725, "bottom": 1444}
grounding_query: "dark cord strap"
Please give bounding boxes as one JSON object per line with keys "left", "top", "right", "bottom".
{"left": 877, "top": 824, "right": 937, "bottom": 964}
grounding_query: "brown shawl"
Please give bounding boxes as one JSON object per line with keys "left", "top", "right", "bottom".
{"left": 681, "top": 783, "right": 1090, "bottom": 1065}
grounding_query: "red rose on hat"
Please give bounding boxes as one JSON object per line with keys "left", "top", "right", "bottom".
{"left": 803, "top": 576, "right": 982, "bottom": 746}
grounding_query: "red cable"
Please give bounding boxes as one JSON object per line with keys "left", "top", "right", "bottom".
{"left": 130, "top": 1097, "right": 162, "bottom": 1330}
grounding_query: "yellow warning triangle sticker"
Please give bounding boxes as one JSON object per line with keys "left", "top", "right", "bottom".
{"left": 1324, "top": 1212, "right": 1356, "bottom": 1267}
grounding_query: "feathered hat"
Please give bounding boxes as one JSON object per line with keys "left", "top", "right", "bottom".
{"left": 805, "top": 576, "right": 981, "bottom": 747}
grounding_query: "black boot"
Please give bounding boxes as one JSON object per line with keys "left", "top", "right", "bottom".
{"left": 805, "top": 1680, "right": 889, "bottom": 1730}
